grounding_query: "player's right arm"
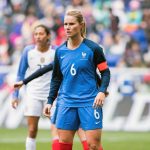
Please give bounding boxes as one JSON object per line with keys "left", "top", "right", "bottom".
{"left": 12, "top": 46, "right": 30, "bottom": 109}
{"left": 43, "top": 50, "right": 63, "bottom": 117}
{"left": 47, "top": 50, "right": 63, "bottom": 105}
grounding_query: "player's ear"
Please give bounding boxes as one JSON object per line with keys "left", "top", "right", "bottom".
{"left": 47, "top": 35, "right": 51, "bottom": 43}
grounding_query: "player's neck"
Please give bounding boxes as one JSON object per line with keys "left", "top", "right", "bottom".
{"left": 68, "top": 36, "right": 83, "bottom": 50}
{"left": 37, "top": 43, "right": 50, "bottom": 52}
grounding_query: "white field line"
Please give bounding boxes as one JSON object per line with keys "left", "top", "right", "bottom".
{"left": 0, "top": 137, "right": 80, "bottom": 143}
{"left": 102, "top": 136, "right": 150, "bottom": 142}
{"left": 0, "top": 136, "right": 150, "bottom": 143}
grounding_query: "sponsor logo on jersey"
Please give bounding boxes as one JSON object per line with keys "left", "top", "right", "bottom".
{"left": 82, "top": 52, "right": 86, "bottom": 58}
{"left": 95, "top": 121, "right": 101, "bottom": 124}
{"left": 60, "top": 55, "right": 65, "bottom": 59}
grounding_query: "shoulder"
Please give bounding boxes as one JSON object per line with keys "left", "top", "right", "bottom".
{"left": 83, "top": 39, "right": 103, "bottom": 52}
{"left": 20, "top": 45, "right": 35, "bottom": 59}
{"left": 55, "top": 42, "right": 66, "bottom": 53}
{"left": 23, "top": 44, "right": 35, "bottom": 53}
{"left": 51, "top": 45, "right": 58, "bottom": 51}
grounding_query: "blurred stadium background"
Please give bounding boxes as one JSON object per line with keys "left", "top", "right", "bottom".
{"left": 0, "top": 0, "right": 150, "bottom": 149}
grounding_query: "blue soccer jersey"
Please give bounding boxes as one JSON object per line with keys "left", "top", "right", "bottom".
{"left": 48, "top": 39, "right": 110, "bottom": 107}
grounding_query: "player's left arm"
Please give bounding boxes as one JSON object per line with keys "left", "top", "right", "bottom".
{"left": 93, "top": 46, "right": 111, "bottom": 108}
{"left": 23, "top": 62, "right": 54, "bottom": 85}
{"left": 14, "top": 63, "right": 54, "bottom": 90}
{"left": 96, "top": 73, "right": 109, "bottom": 97}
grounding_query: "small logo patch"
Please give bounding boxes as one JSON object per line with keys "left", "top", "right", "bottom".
{"left": 82, "top": 52, "right": 86, "bottom": 58}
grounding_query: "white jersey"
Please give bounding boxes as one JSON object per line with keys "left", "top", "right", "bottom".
{"left": 13, "top": 45, "right": 55, "bottom": 101}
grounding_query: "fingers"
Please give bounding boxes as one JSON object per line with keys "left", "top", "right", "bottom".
{"left": 43, "top": 109, "right": 50, "bottom": 117}
{"left": 93, "top": 91, "right": 109, "bottom": 107}
{"left": 93, "top": 92, "right": 105, "bottom": 108}
{"left": 11, "top": 101, "right": 18, "bottom": 109}
{"left": 13, "top": 81, "right": 23, "bottom": 90}
{"left": 14, "top": 84, "right": 22, "bottom": 89}
{"left": 43, "top": 113, "right": 50, "bottom": 118}
{"left": 93, "top": 99, "right": 104, "bottom": 108}
{"left": 43, "top": 105, "right": 51, "bottom": 118}
{"left": 14, "top": 84, "right": 20, "bottom": 89}
{"left": 12, "top": 105, "right": 16, "bottom": 109}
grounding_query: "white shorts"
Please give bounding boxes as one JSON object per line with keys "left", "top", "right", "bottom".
{"left": 24, "top": 98, "right": 46, "bottom": 117}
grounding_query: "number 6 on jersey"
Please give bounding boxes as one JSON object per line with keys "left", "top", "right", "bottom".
{"left": 70, "top": 64, "right": 76, "bottom": 76}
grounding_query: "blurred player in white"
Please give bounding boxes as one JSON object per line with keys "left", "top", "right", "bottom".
{"left": 11, "top": 24, "right": 55, "bottom": 150}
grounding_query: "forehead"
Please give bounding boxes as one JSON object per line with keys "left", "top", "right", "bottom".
{"left": 64, "top": 15, "right": 78, "bottom": 23}
{"left": 34, "top": 27, "right": 46, "bottom": 33}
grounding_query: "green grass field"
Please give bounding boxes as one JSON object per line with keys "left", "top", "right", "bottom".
{"left": 0, "top": 128, "right": 150, "bottom": 150}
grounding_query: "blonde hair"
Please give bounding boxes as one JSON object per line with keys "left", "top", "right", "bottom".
{"left": 65, "top": 10, "right": 86, "bottom": 38}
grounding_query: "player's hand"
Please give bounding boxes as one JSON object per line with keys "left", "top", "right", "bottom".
{"left": 14, "top": 81, "right": 24, "bottom": 90}
{"left": 93, "top": 92, "right": 106, "bottom": 108}
{"left": 11, "top": 99, "right": 19, "bottom": 109}
{"left": 43, "top": 104, "right": 52, "bottom": 118}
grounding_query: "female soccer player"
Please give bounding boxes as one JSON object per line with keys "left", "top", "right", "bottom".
{"left": 43, "top": 9, "right": 110, "bottom": 150}
{"left": 13, "top": 62, "right": 105, "bottom": 150}
{"left": 11, "top": 24, "right": 55, "bottom": 150}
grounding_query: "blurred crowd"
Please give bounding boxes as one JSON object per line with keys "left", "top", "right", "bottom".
{"left": 0, "top": 0, "right": 150, "bottom": 68}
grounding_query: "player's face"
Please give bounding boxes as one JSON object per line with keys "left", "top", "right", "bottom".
{"left": 33, "top": 27, "right": 50, "bottom": 45}
{"left": 64, "top": 15, "right": 82, "bottom": 38}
